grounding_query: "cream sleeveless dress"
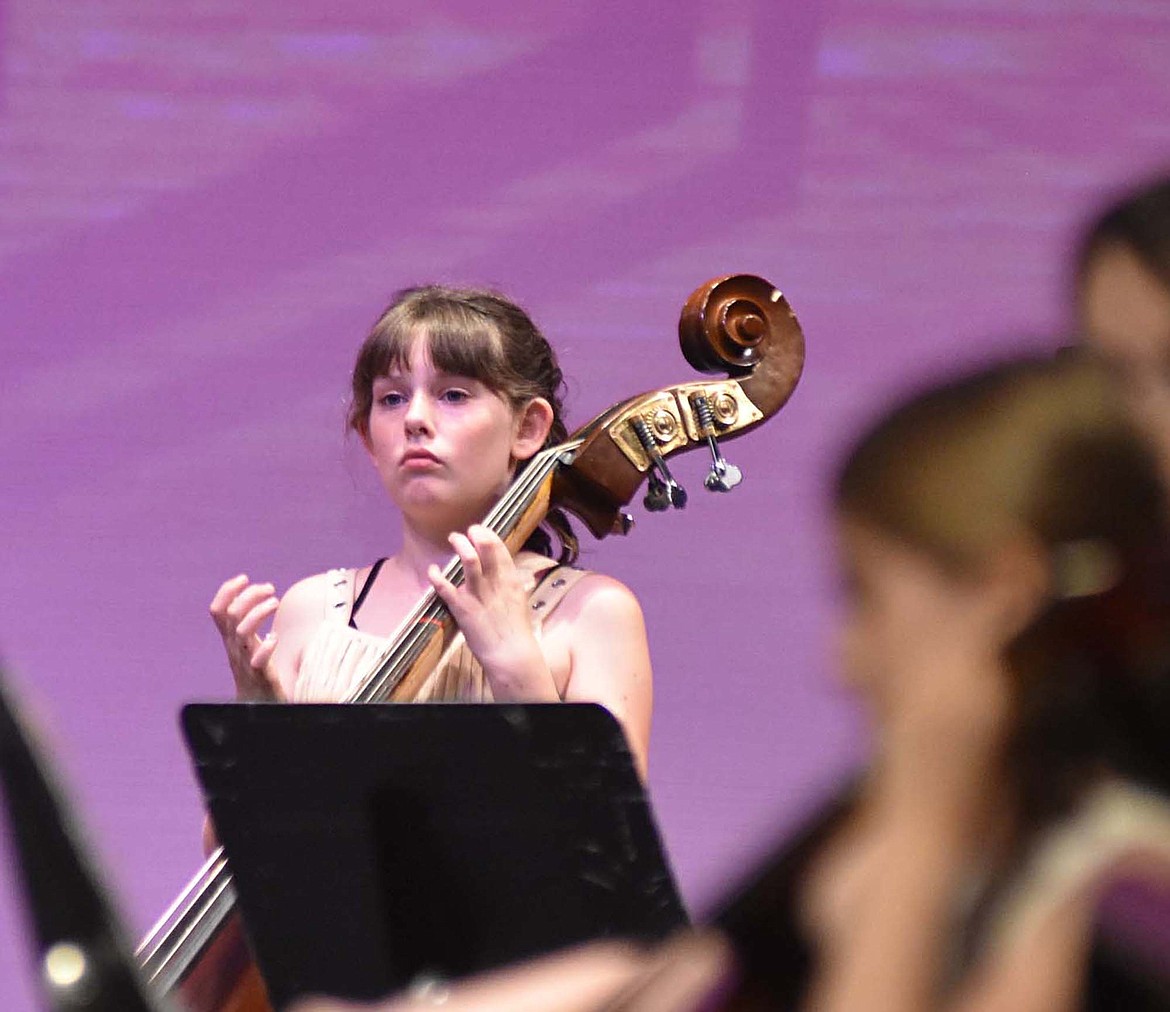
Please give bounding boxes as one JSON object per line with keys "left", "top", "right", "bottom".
{"left": 292, "top": 563, "right": 588, "bottom": 704}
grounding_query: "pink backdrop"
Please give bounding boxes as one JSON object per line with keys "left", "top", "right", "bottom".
{"left": 3, "top": 2, "right": 1170, "bottom": 1006}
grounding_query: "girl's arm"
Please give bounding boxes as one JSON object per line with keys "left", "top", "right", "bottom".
{"left": 559, "top": 573, "right": 653, "bottom": 778}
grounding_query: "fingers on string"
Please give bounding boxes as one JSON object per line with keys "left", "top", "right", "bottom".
{"left": 467, "top": 524, "right": 508, "bottom": 581}
{"left": 449, "top": 531, "right": 483, "bottom": 592}
{"left": 428, "top": 563, "right": 461, "bottom": 613}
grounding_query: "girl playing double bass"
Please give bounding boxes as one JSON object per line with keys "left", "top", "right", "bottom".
{"left": 208, "top": 286, "right": 653, "bottom": 774}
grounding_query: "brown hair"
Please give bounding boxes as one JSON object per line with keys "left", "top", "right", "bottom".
{"left": 836, "top": 355, "right": 1170, "bottom": 834}
{"left": 349, "top": 285, "right": 578, "bottom": 563}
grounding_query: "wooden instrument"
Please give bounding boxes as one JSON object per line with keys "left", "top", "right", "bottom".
{"left": 136, "top": 273, "right": 805, "bottom": 1010}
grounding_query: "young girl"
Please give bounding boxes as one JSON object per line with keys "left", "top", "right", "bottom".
{"left": 207, "top": 286, "right": 653, "bottom": 775}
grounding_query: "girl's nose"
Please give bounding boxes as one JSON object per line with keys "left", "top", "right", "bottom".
{"left": 404, "top": 390, "right": 434, "bottom": 436}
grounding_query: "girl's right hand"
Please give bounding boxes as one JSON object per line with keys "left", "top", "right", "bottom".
{"left": 209, "top": 574, "right": 284, "bottom": 701}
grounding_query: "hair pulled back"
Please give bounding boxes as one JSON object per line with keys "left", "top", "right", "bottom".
{"left": 1077, "top": 174, "right": 1170, "bottom": 292}
{"left": 836, "top": 355, "right": 1170, "bottom": 836}
{"left": 349, "top": 285, "right": 578, "bottom": 563}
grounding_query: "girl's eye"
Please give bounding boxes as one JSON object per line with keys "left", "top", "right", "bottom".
{"left": 440, "top": 388, "right": 471, "bottom": 403}
{"left": 378, "top": 392, "right": 407, "bottom": 407}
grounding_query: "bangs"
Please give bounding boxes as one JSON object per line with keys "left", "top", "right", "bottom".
{"left": 366, "top": 306, "right": 507, "bottom": 391}
{"left": 349, "top": 285, "right": 549, "bottom": 439}
{"left": 419, "top": 321, "right": 507, "bottom": 387}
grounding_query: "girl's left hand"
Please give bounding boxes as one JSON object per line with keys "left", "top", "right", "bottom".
{"left": 428, "top": 525, "right": 558, "bottom": 700}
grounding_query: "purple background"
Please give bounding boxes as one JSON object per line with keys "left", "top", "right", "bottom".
{"left": 2, "top": 2, "right": 1170, "bottom": 1007}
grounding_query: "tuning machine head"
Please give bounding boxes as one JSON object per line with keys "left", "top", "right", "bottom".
{"left": 631, "top": 418, "right": 688, "bottom": 512}
{"left": 689, "top": 394, "right": 744, "bottom": 494}
{"left": 704, "top": 461, "right": 742, "bottom": 493}
{"left": 643, "top": 475, "right": 687, "bottom": 511}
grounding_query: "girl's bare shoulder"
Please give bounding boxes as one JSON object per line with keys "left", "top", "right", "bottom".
{"left": 555, "top": 570, "right": 644, "bottom": 628}
{"left": 275, "top": 568, "right": 357, "bottom": 629}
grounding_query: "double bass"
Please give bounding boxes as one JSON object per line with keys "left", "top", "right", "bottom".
{"left": 136, "top": 274, "right": 805, "bottom": 1010}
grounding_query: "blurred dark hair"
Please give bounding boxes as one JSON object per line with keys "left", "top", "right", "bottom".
{"left": 836, "top": 355, "right": 1170, "bottom": 838}
{"left": 349, "top": 285, "right": 577, "bottom": 563}
{"left": 1076, "top": 174, "right": 1170, "bottom": 293}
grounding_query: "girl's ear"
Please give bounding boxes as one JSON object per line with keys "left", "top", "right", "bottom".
{"left": 511, "top": 397, "right": 555, "bottom": 463}
{"left": 985, "top": 536, "right": 1051, "bottom": 643}
{"left": 357, "top": 424, "right": 374, "bottom": 457}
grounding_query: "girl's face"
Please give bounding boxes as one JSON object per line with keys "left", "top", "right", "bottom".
{"left": 835, "top": 517, "right": 1021, "bottom": 724}
{"left": 363, "top": 338, "right": 549, "bottom": 534}
{"left": 1081, "top": 242, "right": 1170, "bottom": 488}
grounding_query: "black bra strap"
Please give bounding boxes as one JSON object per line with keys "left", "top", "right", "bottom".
{"left": 348, "top": 557, "right": 388, "bottom": 629}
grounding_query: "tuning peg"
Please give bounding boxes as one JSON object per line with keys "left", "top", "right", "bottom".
{"left": 644, "top": 477, "right": 670, "bottom": 512}
{"left": 613, "top": 511, "right": 636, "bottom": 534}
{"left": 631, "top": 418, "right": 687, "bottom": 511}
{"left": 691, "top": 394, "right": 743, "bottom": 493}
{"left": 643, "top": 475, "right": 687, "bottom": 511}
{"left": 704, "top": 460, "right": 743, "bottom": 493}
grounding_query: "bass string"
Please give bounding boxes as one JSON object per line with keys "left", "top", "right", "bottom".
{"left": 351, "top": 444, "right": 571, "bottom": 704}
{"left": 138, "top": 851, "right": 230, "bottom": 981}
{"left": 349, "top": 458, "right": 545, "bottom": 703}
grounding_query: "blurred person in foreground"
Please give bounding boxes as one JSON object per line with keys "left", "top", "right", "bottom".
{"left": 790, "top": 354, "right": 1170, "bottom": 1011}
{"left": 1078, "top": 174, "right": 1170, "bottom": 488}
{"left": 289, "top": 353, "right": 1170, "bottom": 1011}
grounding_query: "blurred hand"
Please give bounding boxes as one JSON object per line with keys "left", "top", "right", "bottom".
{"left": 285, "top": 939, "right": 680, "bottom": 1012}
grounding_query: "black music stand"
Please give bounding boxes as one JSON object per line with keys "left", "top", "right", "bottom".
{"left": 0, "top": 665, "right": 171, "bottom": 1011}
{"left": 182, "top": 702, "right": 687, "bottom": 1009}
